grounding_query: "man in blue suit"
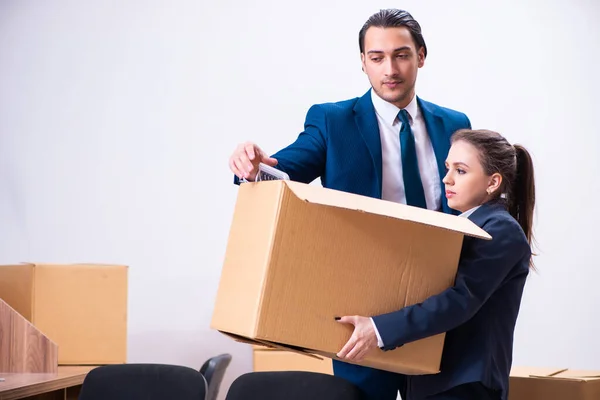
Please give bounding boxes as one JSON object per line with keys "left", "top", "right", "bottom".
{"left": 229, "top": 9, "right": 472, "bottom": 400}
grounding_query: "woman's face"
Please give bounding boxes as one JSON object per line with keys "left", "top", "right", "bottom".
{"left": 442, "top": 140, "right": 501, "bottom": 213}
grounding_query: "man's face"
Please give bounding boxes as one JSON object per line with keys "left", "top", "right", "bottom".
{"left": 361, "top": 26, "right": 424, "bottom": 109}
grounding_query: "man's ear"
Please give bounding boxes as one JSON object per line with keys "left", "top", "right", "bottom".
{"left": 417, "top": 47, "right": 425, "bottom": 68}
{"left": 361, "top": 53, "right": 366, "bottom": 73}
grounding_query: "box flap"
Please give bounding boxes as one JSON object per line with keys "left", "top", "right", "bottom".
{"left": 510, "top": 366, "right": 567, "bottom": 378}
{"left": 219, "top": 331, "right": 323, "bottom": 360}
{"left": 282, "top": 181, "right": 491, "bottom": 240}
{"left": 555, "top": 370, "right": 600, "bottom": 380}
{"left": 533, "top": 369, "right": 600, "bottom": 381}
{"left": 24, "top": 262, "right": 128, "bottom": 268}
{"left": 511, "top": 367, "right": 600, "bottom": 381}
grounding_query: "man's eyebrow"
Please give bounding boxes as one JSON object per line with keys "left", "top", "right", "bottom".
{"left": 366, "top": 46, "right": 412, "bottom": 55}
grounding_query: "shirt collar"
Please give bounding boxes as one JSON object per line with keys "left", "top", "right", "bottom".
{"left": 459, "top": 205, "right": 481, "bottom": 219}
{"left": 370, "top": 89, "right": 419, "bottom": 126}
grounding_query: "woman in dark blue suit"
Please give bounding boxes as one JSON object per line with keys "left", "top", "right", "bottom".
{"left": 336, "top": 129, "right": 536, "bottom": 400}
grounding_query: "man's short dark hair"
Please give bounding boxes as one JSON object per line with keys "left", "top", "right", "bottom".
{"left": 359, "top": 9, "right": 427, "bottom": 58}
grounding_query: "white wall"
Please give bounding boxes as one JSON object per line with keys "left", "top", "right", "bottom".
{"left": 1, "top": 0, "right": 599, "bottom": 397}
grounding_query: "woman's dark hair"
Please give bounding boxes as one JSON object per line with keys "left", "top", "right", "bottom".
{"left": 452, "top": 129, "right": 536, "bottom": 267}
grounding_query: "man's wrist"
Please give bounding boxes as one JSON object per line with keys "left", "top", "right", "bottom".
{"left": 370, "top": 317, "right": 385, "bottom": 348}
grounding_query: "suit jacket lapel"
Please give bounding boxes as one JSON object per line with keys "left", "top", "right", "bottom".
{"left": 417, "top": 97, "right": 453, "bottom": 214}
{"left": 354, "top": 90, "right": 383, "bottom": 198}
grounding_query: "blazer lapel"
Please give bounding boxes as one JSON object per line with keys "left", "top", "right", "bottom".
{"left": 354, "top": 90, "right": 383, "bottom": 198}
{"left": 417, "top": 97, "right": 453, "bottom": 214}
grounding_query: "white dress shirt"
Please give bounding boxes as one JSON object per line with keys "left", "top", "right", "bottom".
{"left": 369, "top": 90, "right": 444, "bottom": 348}
{"left": 459, "top": 205, "right": 481, "bottom": 219}
{"left": 371, "top": 89, "right": 441, "bottom": 210}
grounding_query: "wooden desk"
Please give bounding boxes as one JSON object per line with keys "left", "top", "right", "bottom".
{"left": 0, "top": 366, "right": 96, "bottom": 400}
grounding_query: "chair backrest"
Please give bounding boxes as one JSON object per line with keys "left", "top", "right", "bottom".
{"left": 199, "top": 353, "right": 232, "bottom": 400}
{"left": 225, "top": 371, "right": 364, "bottom": 400}
{"left": 78, "top": 364, "right": 207, "bottom": 400}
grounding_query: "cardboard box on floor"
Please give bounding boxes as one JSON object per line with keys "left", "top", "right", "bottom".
{"left": 510, "top": 367, "right": 600, "bottom": 400}
{"left": 0, "top": 263, "right": 128, "bottom": 365}
{"left": 211, "top": 180, "right": 490, "bottom": 375}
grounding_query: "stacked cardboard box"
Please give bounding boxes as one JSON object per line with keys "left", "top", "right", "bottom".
{"left": 0, "top": 263, "right": 128, "bottom": 365}
{"left": 509, "top": 367, "right": 600, "bottom": 400}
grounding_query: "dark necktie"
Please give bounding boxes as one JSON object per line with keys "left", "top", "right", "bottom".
{"left": 398, "top": 109, "right": 427, "bottom": 208}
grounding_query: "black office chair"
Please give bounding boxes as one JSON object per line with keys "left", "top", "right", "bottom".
{"left": 78, "top": 364, "right": 207, "bottom": 400}
{"left": 224, "top": 371, "right": 365, "bottom": 400}
{"left": 200, "top": 353, "right": 232, "bottom": 400}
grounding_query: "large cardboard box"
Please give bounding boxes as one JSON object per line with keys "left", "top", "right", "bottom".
{"left": 510, "top": 367, "right": 600, "bottom": 400}
{"left": 211, "top": 181, "right": 490, "bottom": 374}
{"left": 254, "top": 349, "right": 333, "bottom": 374}
{"left": 0, "top": 263, "right": 128, "bottom": 365}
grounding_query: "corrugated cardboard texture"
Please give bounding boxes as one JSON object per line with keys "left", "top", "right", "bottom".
{"left": 0, "top": 264, "right": 34, "bottom": 321}
{"left": 510, "top": 367, "right": 600, "bottom": 400}
{"left": 0, "top": 263, "right": 128, "bottom": 365}
{"left": 212, "top": 181, "right": 490, "bottom": 374}
{"left": 211, "top": 181, "right": 284, "bottom": 338}
{"left": 254, "top": 350, "right": 333, "bottom": 374}
{"left": 285, "top": 181, "right": 490, "bottom": 240}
